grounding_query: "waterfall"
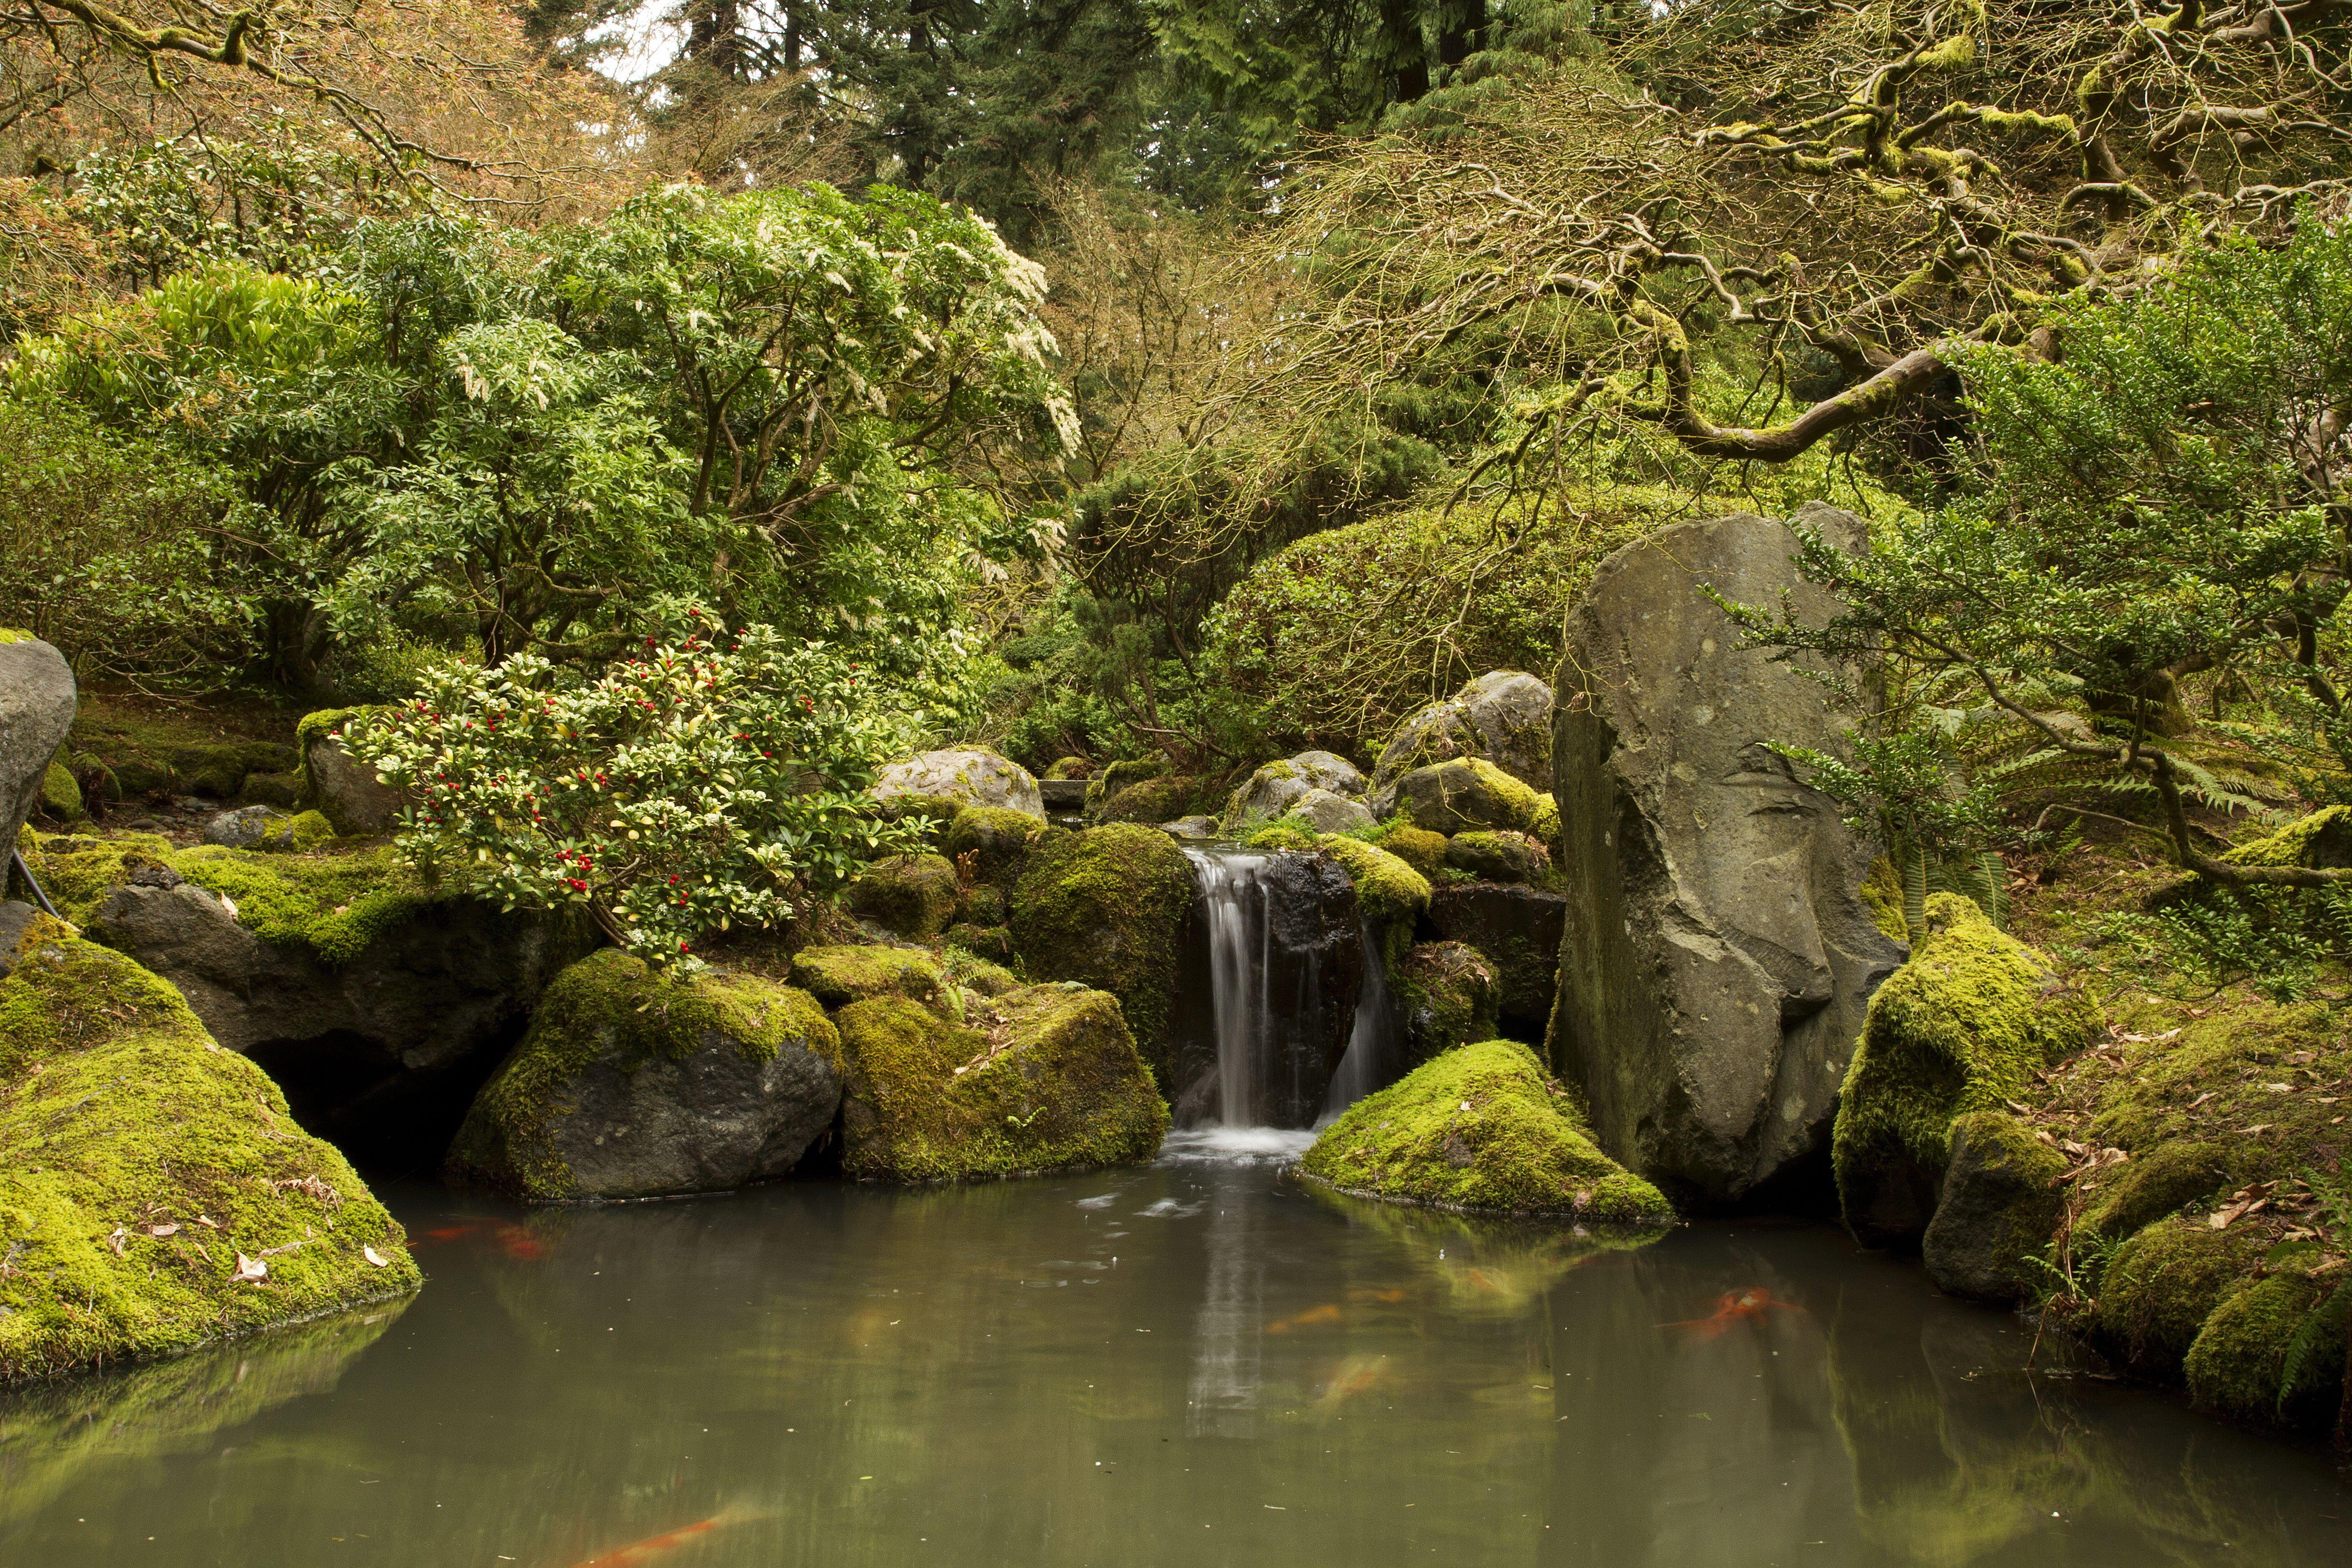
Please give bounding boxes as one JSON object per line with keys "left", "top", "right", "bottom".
{"left": 1178, "top": 847, "right": 1398, "bottom": 1129}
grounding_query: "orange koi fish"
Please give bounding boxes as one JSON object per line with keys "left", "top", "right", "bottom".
{"left": 1348, "top": 1288, "right": 1408, "bottom": 1304}
{"left": 1266, "top": 1303, "right": 1344, "bottom": 1333}
{"left": 1313, "top": 1354, "right": 1393, "bottom": 1411}
{"left": 1663, "top": 1288, "right": 1803, "bottom": 1340}
{"left": 567, "top": 1516, "right": 721, "bottom": 1567}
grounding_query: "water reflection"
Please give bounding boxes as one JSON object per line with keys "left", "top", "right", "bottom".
{"left": 0, "top": 1160, "right": 2344, "bottom": 1568}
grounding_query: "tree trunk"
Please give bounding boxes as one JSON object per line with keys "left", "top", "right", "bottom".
{"left": 1382, "top": 0, "right": 1430, "bottom": 103}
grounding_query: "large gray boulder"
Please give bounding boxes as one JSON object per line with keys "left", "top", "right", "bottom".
{"left": 1546, "top": 506, "right": 1906, "bottom": 1205}
{"left": 298, "top": 709, "right": 408, "bottom": 835}
{"left": 0, "top": 635, "right": 77, "bottom": 857}
{"left": 84, "top": 874, "right": 588, "bottom": 1166}
{"left": 1279, "top": 788, "right": 1374, "bottom": 834}
{"left": 446, "top": 950, "right": 843, "bottom": 1202}
{"left": 872, "top": 748, "right": 1044, "bottom": 820}
{"left": 1368, "top": 671, "right": 1553, "bottom": 799}
{"left": 1222, "top": 750, "right": 1366, "bottom": 830}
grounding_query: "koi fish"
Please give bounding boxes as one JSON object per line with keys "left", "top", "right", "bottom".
{"left": 567, "top": 1515, "right": 722, "bottom": 1567}
{"left": 420, "top": 1225, "right": 479, "bottom": 1244}
{"left": 1663, "top": 1288, "right": 1803, "bottom": 1340}
{"left": 1313, "top": 1354, "right": 1392, "bottom": 1411}
{"left": 416, "top": 1220, "right": 545, "bottom": 1260}
{"left": 1266, "top": 1303, "right": 1344, "bottom": 1333}
{"left": 1348, "top": 1288, "right": 1408, "bottom": 1304}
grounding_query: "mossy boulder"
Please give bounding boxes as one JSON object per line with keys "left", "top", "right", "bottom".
{"left": 790, "top": 945, "right": 956, "bottom": 1012}
{"left": 2183, "top": 1271, "right": 2348, "bottom": 1430}
{"left": 1098, "top": 773, "right": 1218, "bottom": 825}
{"left": 1008, "top": 825, "right": 1195, "bottom": 1083}
{"left": 873, "top": 748, "right": 1044, "bottom": 820}
{"left": 237, "top": 769, "right": 305, "bottom": 811}
{"left": 845, "top": 853, "right": 961, "bottom": 940}
{"left": 1443, "top": 829, "right": 1548, "bottom": 886}
{"left": 199, "top": 805, "right": 311, "bottom": 853}
{"left": 1372, "top": 822, "right": 1447, "bottom": 881}
{"left": 1044, "top": 756, "right": 1093, "bottom": 780}
{"left": 34, "top": 762, "right": 82, "bottom": 826}
{"left": 1382, "top": 757, "right": 1548, "bottom": 837}
{"left": 835, "top": 984, "right": 1168, "bottom": 1181}
{"left": 1425, "top": 882, "right": 1566, "bottom": 1031}
{"left": 446, "top": 950, "right": 843, "bottom": 1203}
{"left": 1302, "top": 1040, "right": 1674, "bottom": 1225}
{"left": 1222, "top": 751, "right": 1367, "bottom": 832}
{"left": 1920, "top": 1111, "right": 2068, "bottom": 1304}
{"left": 0, "top": 916, "right": 420, "bottom": 1382}
{"left": 296, "top": 707, "right": 405, "bottom": 834}
{"left": 945, "top": 922, "right": 1015, "bottom": 965}
{"left": 1082, "top": 758, "right": 1166, "bottom": 819}
{"left": 2095, "top": 1220, "right": 2268, "bottom": 1376}
{"left": 944, "top": 806, "right": 1043, "bottom": 887}
{"left": 1391, "top": 942, "right": 1500, "bottom": 1068}
{"left": 1, "top": 637, "right": 76, "bottom": 856}
{"left": 1313, "top": 833, "right": 1430, "bottom": 930}
{"left": 1367, "top": 671, "right": 1554, "bottom": 798}
{"left": 1834, "top": 894, "right": 2100, "bottom": 1249}
{"left": 2078, "top": 1140, "right": 2231, "bottom": 1243}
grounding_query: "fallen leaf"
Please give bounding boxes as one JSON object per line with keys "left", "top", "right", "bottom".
{"left": 363, "top": 1245, "right": 389, "bottom": 1268}
{"left": 232, "top": 1253, "right": 268, "bottom": 1282}
{"left": 145, "top": 1223, "right": 179, "bottom": 1238}
{"left": 196, "top": 1215, "right": 219, "bottom": 1229}
{"left": 106, "top": 1227, "right": 128, "bottom": 1257}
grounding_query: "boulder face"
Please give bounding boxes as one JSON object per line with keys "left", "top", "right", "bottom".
{"left": 446, "top": 950, "right": 844, "bottom": 1202}
{"left": 872, "top": 749, "right": 1044, "bottom": 820}
{"left": 0, "top": 635, "right": 77, "bottom": 858}
{"left": 1165, "top": 848, "right": 1363, "bottom": 1127}
{"left": 1381, "top": 756, "right": 1547, "bottom": 836}
{"left": 1425, "top": 882, "right": 1567, "bottom": 1033}
{"left": 1547, "top": 507, "right": 1909, "bottom": 1205}
{"left": 1921, "top": 1111, "right": 2068, "bottom": 1304}
{"left": 297, "top": 709, "right": 406, "bottom": 835}
{"left": 1369, "top": 671, "right": 1554, "bottom": 798}
{"left": 1280, "top": 788, "right": 1374, "bottom": 834}
{"left": 1221, "top": 750, "right": 1367, "bottom": 831}
{"left": 39, "top": 838, "right": 590, "bottom": 1167}
{"left": 1008, "top": 825, "right": 1196, "bottom": 1084}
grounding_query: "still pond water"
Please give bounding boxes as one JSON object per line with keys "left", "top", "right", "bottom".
{"left": 4, "top": 1131, "right": 2348, "bottom": 1568}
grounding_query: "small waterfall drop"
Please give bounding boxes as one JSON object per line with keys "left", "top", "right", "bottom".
{"left": 1178, "top": 847, "right": 1399, "bottom": 1129}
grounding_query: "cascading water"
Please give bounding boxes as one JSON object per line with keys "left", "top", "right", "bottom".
{"left": 1175, "top": 847, "right": 1398, "bottom": 1129}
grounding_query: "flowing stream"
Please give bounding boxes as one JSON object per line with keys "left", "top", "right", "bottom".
{"left": 3, "top": 1166, "right": 2346, "bottom": 1567}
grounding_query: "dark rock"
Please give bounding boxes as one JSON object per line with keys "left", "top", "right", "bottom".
{"left": 0, "top": 900, "right": 34, "bottom": 978}
{"left": 447, "top": 949, "right": 843, "bottom": 1202}
{"left": 945, "top": 922, "right": 1015, "bottom": 965}
{"left": 1038, "top": 778, "right": 1088, "bottom": 812}
{"left": 1922, "top": 1112, "right": 2067, "bottom": 1303}
{"left": 203, "top": 805, "right": 299, "bottom": 851}
{"left": 1390, "top": 941, "right": 1500, "bottom": 1067}
{"left": 1279, "top": 789, "right": 1373, "bottom": 833}
{"left": 845, "top": 853, "right": 961, "bottom": 940}
{"left": 299, "top": 710, "right": 407, "bottom": 834}
{"left": 84, "top": 881, "right": 588, "bottom": 1167}
{"left": 1368, "top": 671, "right": 1555, "bottom": 798}
{"left": 1548, "top": 507, "right": 1908, "bottom": 1205}
{"left": 1009, "top": 825, "right": 1196, "bottom": 1084}
{"left": 1442, "top": 830, "right": 1546, "bottom": 887}
{"left": 1426, "top": 882, "right": 1566, "bottom": 1033}
{"left": 943, "top": 806, "right": 1041, "bottom": 887}
{"left": 0, "top": 636, "right": 77, "bottom": 855}
{"left": 1165, "top": 846, "right": 1363, "bottom": 1126}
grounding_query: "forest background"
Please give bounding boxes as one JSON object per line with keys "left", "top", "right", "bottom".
{"left": 8, "top": 0, "right": 2352, "bottom": 983}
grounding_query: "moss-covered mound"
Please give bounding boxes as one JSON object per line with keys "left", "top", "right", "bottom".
{"left": 1443, "top": 830, "right": 1549, "bottom": 886}
{"left": 0, "top": 917, "right": 419, "bottom": 1382}
{"left": 29, "top": 832, "right": 429, "bottom": 966}
{"left": 1008, "top": 824, "right": 1195, "bottom": 1081}
{"left": 789, "top": 944, "right": 956, "bottom": 1012}
{"left": 69, "top": 701, "right": 298, "bottom": 805}
{"left": 943, "top": 806, "right": 1042, "bottom": 887}
{"left": 1386, "top": 757, "right": 1547, "bottom": 837}
{"left": 835, "top": 984, "right": 1169, "bottom": 1181}
{"left": 1098, "top": 772, "right": 1217, "bottom": 825}
{"left": 1391, "top": 941, "right": 1499, "bottom": 1067}
{"left": 446, "top": 949, "right": 843, "bottom": 1203}
{"left": 1081, "top": 758, "right": 1166, "bottom": 818}
{"left": 1834, "top": 894, "right": 2100, "bottom": 1248}
{"left": 845, "top": 852, "right": 960, "bottom": 940}
{"left": 1369, "top": 822, "right": 1446, "bottom": 880}
{"left": 1919, "top": 1111, "right": 2067, "bottom": 1304}
{"left": 1302, "top": 1040, "right": 1674, "bottom": 1224}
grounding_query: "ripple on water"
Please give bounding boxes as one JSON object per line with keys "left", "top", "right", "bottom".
{"left": 1155, "top": 1126, "right": 1318, "bottom": 1166}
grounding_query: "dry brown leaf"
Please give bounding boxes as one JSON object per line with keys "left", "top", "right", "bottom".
{"left": 363, "top": 1245, "right": 390, "bottom": 1268}
{"left": 231, "top": 1253, "right": 268, "bottom": 1282}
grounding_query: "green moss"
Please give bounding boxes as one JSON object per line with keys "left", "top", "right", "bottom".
{"left": 1530, "top": 792, "right": 1559, "bottom": 847}
{"left": 875, "top": 792, "right": 964, "bottom": 846}
{"left": 1044, "top": 757, "right": 1092, "bottom": 780}
{"left": 2219, "top": 804, "right": 2352, "bottom": 867}
{"left": 1098, "top": 773, "right": 1214, "bottom": 825}
{"left": 943, "top": 807, "right": 1041, "bottom": 887}
{"left": 1083, "top": 758, "right": 1166, "bottom": 819}
{"left": 2095, "top": 1220, "right": 2265, "bottom": 1375}
{"left": 1444, "top": 830, "right": 1547, "bottom": 886}
{"left": 238, "top": 770, "right": 304, "bottom": 811}
{"left": 28, "top": 834, "right": 429, "bottom": 965}
{"left": 35, "top": 763, "right": 81, "bottom": 824}
{"left": 939, "top": 947, "right": 1020, "bottom": 997}
{"left": 1391, "top": 942, "right": 1500, "bottom": 1067}
{"left": 1833, "top": 894, "right": 2100, "bottom": 1245}
{"left": 790, "top": 945, "right": 954, "bottom": 1012}
{"left": 1392, "top": 757, "right": 1547, "bottom": 836}
{"left": 0, "top": 917, "right": 420, "bottom": 1382}
{"left": 0, "top": 628, "right": 30, "bottom": 644}
{"left": 845, "top": 853, "right": 960, "bottom": 940}
{"left": 1243, "top": 822, "right": 1320, "bottom": 854}
{"left": 1008, "top": 825, "right": 1195, "bottom": 1083}
{"left": 1302, "top": 1040, "right": 1674, "bottom": 1225}
{"left": 1860, "top": 857, "right": 1910, "bottom": 944}
{"left": 2183, "top": 1272, "right": 2344, "bottom": 1427}
{"left": 448, "top": 949, "right": 838, "bottom": 1202}
{"left": 835, "top": 985, "right": 1168, "bottom": 1182}
{"left": 944, "top": 922, "right": 1015, "bottom": 966}
{"left": 1316, "top": 833, "right": 1431, "bottom": 971}
{"left": 288, "top": 812, "right": 336, "bottom": 853}
{"left": 1370, "top": 822, "right": 1447, "bottom": 880}
{"left": 2078, "top": 1141, "right": 2230, "bottom": 1243}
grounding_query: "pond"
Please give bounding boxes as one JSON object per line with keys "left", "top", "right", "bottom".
{"left": 4, "top": 1132, "right": 2347, "bottom": 1567}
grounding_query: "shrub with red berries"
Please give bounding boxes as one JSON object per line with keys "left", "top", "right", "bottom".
{"left": 348, "top": 616, "right": 921, "bottom": 969}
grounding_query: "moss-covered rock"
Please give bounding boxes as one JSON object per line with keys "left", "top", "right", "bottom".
{"left": 944, "top": 922, "right": 1015, "bottom": 965}
{"left": 2094, "top": 1220, "right": 2265, "bottom": 1375}
{"left": 1919, "top": 1111, "right": 2067, "bottom": 1304}
{"left": 944, "top": 806, "right": 1042, "bottom": 888}
{"left": 1301, "top": 1040, "right": 1673, "bottom": 1225}
{"left": 1008, "top": 825, "right": 1195, "bottom": 1083}
{"left": 1384, "top": 757, "right": 1548, "bottom": 837}
{"left": 1314, "top": 833, "right": 1431, "bottom": 969}
{"left": 1221, "top": 751, "right": 1367, "bottom": 832}
{"left": 1391, "top": 942, "right": 1500, "bottom": 1067}
{"left": 845, "top": 853, "right": 961, "bottom": 940}
{"left": 789, "top": 945, "right": 955, "bottom": 1013}
{"left": 1424, "top": 882, "right": 1567, "bottom": 1032}
{"left": 2218, "top": 804, "right": 2352, "bottom": 869}
{"left": 34, "top": 762, "right": 81, "bottom": 826}
{"left": 446, "top": 949, "right": 843, "bottom": 1203}
{"left": 1833, "top": 894, "right": 2100, "bottom": 1248}
{"left": 1044, "top": 756, "right": 1093, "bottom": 780}
{"left": 2183, "top": 1271, "right": 2347, "bottom": 1429}
{"left": 238, "top": 769, "right": 304, "bottom": 811}
{"left": 2078, "top": 1140, "right": 2231, "bottom": 1244}
{"left": 835, "top": 984, "right": 1168, "bottom": 1182}
{"left": 1444, "top": 830, "right": 1548, "bottom": 886}
{"left": 1371, "top": 822, "right": 1447, "bottom": 881}
{"left": 0, "top": 916, "right": 420, "bottom": 1382}
{"left": 1367, "top": 671, "right": 1554, "bottom": 797}
{"left": 295, "top": 707, "right": 403, "bottom": 834}
{"left": 1098, "top": 773, "right": 1217, "bottom": 825}
{"left": 872, "top": 748, "right": 1044, "bottom": 820}
{"left": 1082, "top": 758, "right": 1165, "bottom": 819}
